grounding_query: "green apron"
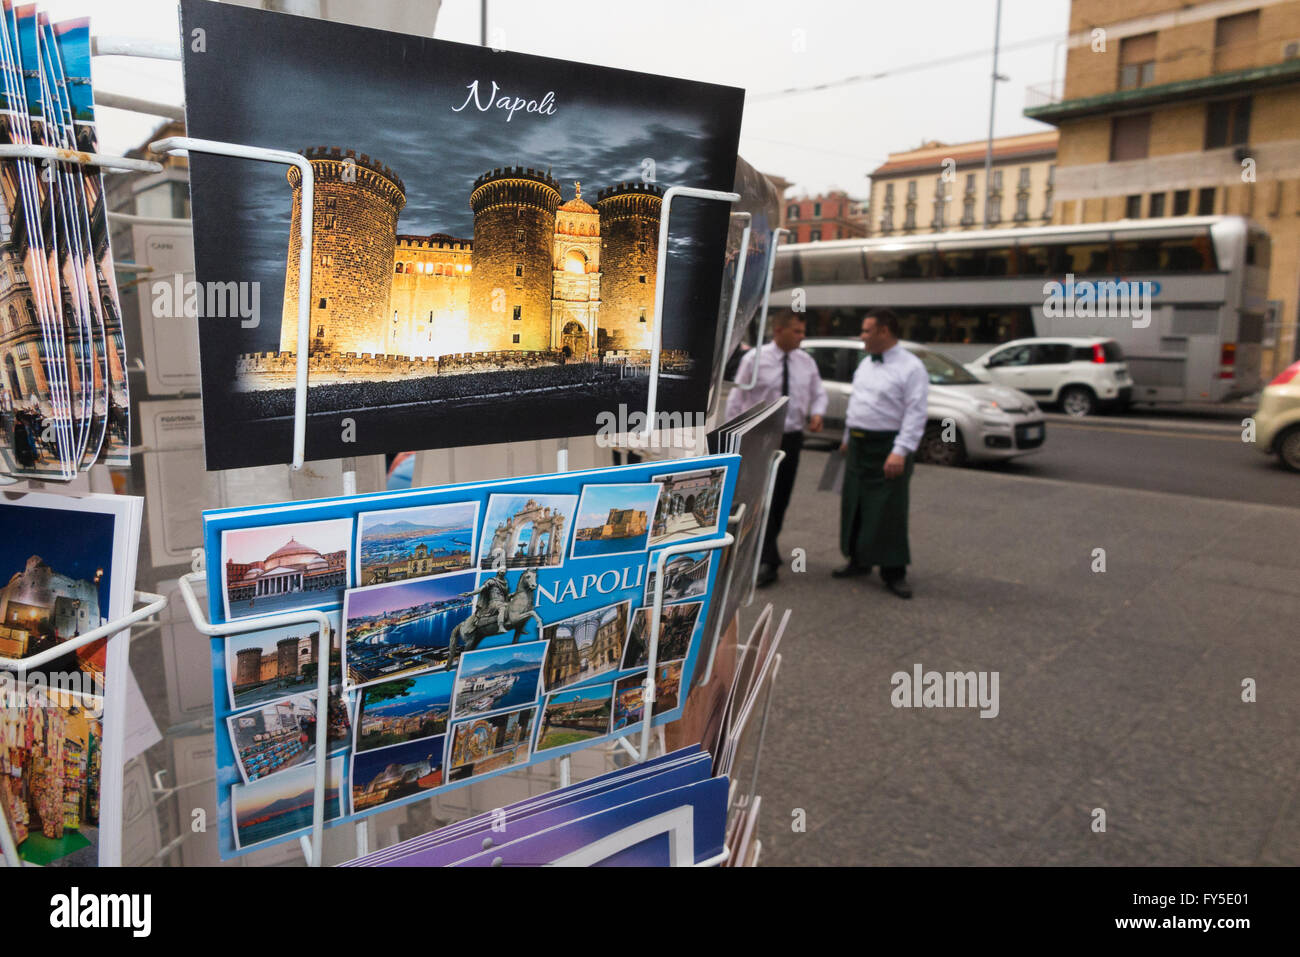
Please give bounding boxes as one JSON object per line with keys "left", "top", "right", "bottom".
{"left": 840, "top": 429, "right": 912, "bottom": 568}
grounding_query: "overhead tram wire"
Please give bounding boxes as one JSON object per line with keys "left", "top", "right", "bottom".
{"left": 750, "top": 29, "right": 1062, "bottom": 101}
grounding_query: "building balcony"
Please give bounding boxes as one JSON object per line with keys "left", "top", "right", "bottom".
{"left": 1051, "top": 139, "right": 1300, "bottom": 201}
{"left": 1024, "top": 56, "right": 1300, "bottom": 124}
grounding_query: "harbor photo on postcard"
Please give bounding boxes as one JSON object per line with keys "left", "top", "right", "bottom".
{"left": 342, "top": 571, "right": 476, "bottom": 688}
{"left": 230, "top": 756, "right": 343, "bottom": 850}
{"left": 450, "top": 640, "right": 546, "bottom": 720}
{"left": 569, "top": 483, "right": 658, "bottom": 560}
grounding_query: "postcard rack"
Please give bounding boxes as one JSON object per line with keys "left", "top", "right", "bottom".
{"left": 0, "top": 589, "right": 167, "bottom": 867}
{"left": 732, "top": 227, "right": 789, "bottom": 392}
{"left": 80, "top": 29, "right": 773, "bottom": 868}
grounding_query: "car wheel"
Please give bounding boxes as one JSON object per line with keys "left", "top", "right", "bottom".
{"left": 1278, "top": 426, "right": 1300, "bottom": 473}
{"left": 919, "top": 422, "right": 966, "bottom": 467}
{"left": 1060, "top": 386, "right": 1096, "bottom": 417}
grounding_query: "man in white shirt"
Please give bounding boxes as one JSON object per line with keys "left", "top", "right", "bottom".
{"left": 834, "top": 309, "right": 928, "bottom": 598}
{"left": 725, "top": 313, "right": 828, "bottom": 588}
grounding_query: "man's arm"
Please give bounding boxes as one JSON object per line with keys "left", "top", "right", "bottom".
{"left": 892, "top": 361, "right": 930, "bottom": 458}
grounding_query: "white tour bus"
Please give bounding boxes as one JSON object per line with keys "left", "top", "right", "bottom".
{"left": 770, "top": 216, "right": 1272, "bottom": 405}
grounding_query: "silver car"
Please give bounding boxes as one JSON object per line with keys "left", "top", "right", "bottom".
{"left": 800, "top": 338, "right": 1047, "bottom": 466}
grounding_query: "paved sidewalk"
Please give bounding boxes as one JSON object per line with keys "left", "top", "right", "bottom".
{"left": 752, "top": 453, "right": 1300, "bottom": 866}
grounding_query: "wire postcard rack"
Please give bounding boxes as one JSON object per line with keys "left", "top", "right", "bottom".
{"left": 0, "top": 26, "right": 788, "bottom": 869}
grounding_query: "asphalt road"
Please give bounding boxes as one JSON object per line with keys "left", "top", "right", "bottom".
{"left": 751, "top": 426, "right": 1300, "bottom": 866}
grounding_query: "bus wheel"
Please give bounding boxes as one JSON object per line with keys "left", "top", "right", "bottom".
{"left": 1278, "top": 426, "right": 1300, "bottom": 473}
{"left": 920, "top": 423, "right": 966, "bottom": 467}
{"left": 1060, "top": 386, "right": 1096, "bottom": 417}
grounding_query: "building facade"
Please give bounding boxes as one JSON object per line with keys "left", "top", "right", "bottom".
{"left": 1025, "top": 0, "right": 1300, "bottom": 373}
{"left": 868, "top": 131, "right": 1059, "bottom": 236}
{"left": 784, "top": 190, "right": 869, "bottom": 242}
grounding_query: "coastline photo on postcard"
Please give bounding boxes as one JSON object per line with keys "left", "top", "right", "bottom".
{"left": 451, "top": 639, "right": 547, "bottom": 721}
{"left": 569, "top": 483, "right": 659, "bottom": 561}
{"left": 231, "top": 756, "right": 344, "bottom": 851}
{"left": 356, "top": 500, "right": 478, "bottom": 586}
{"left": 353, "top": 670, "right": 453, "bottom": 754}
{"left": 342, "top": 571, "right": 476, "bottom": 689}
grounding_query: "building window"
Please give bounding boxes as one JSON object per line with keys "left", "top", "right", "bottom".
{"left": 1110, "top": 113, "right": 1152, "bottom": 161}
{"left": 880, "top": 212, "right": 893, "bottom": 234}
{"left": 515, "top": 228, "right": 525, "bottom": 243}
{"left": 810, "top": 228, "right": 822, "bottom": 241}
{"left": 325, "top": 197, "right": 337, "bottom": 210}
{"left": 638, "top": 241, "right": 647, "bottom": 254}
{"left": 964, "top": 174, "right": 975, "bottom": 196}
{"left": 1214, "top": 10, "right": 1259, "bottom": 73}
{"left": 1197, "top": 188, "right": 1216, "bottom": 215}
{"left": 813, "top": 202, "right": 822, "bottom": 217}
{"left": 885, "top": 183, "right": 895, "bottom": 202}
{"left": 1015, "top": 194, "right": 1029, "bottom": 220}
{"left": 512, "top": 305, "right": 522, "bottom": 320}
{"left": 316, "top": 325, "right": 323, "bottom": 337}
{"left": 638, "top": 274, "right": 646, "bottom": 283}
{"left": 639, "top": 309, "right": 646, "bottom": 323}
{"left": 906, "top": 181, "right": 917, "bottom": 200}
{"left": 1125, "top": 195, "right": 1142, "bottom": 218}
{"left": 395, "top": 263, "right": 403, "bottom": 273}
{"left": 990, "top": 170, "right": 1003, "bottom": 191}
{"left": 1148, "top": 193, "right": 1166, "bottom": 218}
{"left": 1205, "top": 97, "right": 1251, "bottom": 149}
{"left": 1173, "top": 189, "right": 1191, "bottom": 215}
{"left": 1018, "top": 167, "right": 1031, "bottom": 188}
{"left": 787, "top": 204, "right": 798, "bottom": 220}
{"left": 515, "top": 262, "right": 524, "bottom": 277}
{"left": 934, "top": 176, "right": 945, "bottom": 197}
{"left": 932, "top": 202, "right": 945, "bottom": 229}
{"left": 962, "top": 197, "right": 975, "bottom": 225}
{"left": 512, "top": 333, "right": 520, "bottom": 344}
{"left": 321, "top": 254, "right": 332, "bottom": 268}
{"left": 1118, "top": 32, "right": 1156, "bottom": 89}
{"left": 986, "top": 198, "right": 1001, "bottom": 224}
{"left": 323, "top": 214, "right": 336, "bottom": 229}
{"left": 318, "top": 298, "right": 327, "bottom": 309}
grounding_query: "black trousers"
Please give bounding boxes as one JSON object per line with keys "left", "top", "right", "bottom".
{"left": 760, "top": 431, "right": 804, "bottom": 569}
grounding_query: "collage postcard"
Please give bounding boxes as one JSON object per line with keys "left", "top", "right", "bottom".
{"left": 178, "top": 0, "right": 744, "bottom": 469}
{"left": 203, "top": 454, "right": 738, "bottom": 859}
{"left": 0, "top": 6, "right": 130, "bottom": 481}
{"left": 0, "top": 490, "right": 143, "bottom": 866}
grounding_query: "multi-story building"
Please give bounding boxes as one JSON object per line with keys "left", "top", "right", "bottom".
{"left": 1025, "top": 0, "right": 1300, "bottom": 374}
{"left": 867, "top": 131, "right": 1059, "bottom": 236}
{"left": 784, "top": 190, "right": 869, "bottom": 243}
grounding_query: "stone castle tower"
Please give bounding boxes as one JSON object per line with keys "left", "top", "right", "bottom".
{"left": 551, "top": 182, "right": 601, "bottom": 360}
{"left": 390, "top": 233, "right": 473, "bottom": 357}
{"left": 234, "top": 647, "right": 262, "bottom": 688}
{"left": 596, "top": 182, "right": 663, "bottom": 351}
{"left": 468, "top": 167, "right": 561, "bottom": 354}
{"left": 279, "top": 147, "right": 406, "bottom": 356}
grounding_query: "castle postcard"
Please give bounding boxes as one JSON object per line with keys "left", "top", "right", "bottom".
{"left": 179, "top": 0, "right": 745, "bottom": 469}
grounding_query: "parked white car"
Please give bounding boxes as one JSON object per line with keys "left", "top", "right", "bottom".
{"left": 965, "top": 337, "right": 1133, "bottom": 417}
{"left": 800, "top": 338, "right": 1047, "bottom": 466}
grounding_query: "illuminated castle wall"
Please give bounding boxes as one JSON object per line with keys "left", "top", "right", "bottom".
{"left": 596, "top": 183, "right": 663, "bottom": 351}
{"left": 275, "top": 150, "right": 663, "bottom": 364}
{"left": 280, "top": 148, "right": 406, "bottom": 356}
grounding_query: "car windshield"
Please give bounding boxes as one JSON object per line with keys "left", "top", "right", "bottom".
{"left": 906, "top": 346, "right": 981, "bottom": 385}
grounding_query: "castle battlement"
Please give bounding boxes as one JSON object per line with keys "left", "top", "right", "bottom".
{"left": 472, "top": 165, "right": 561, "bottom": 192}
{"left": 288, "top": 147, "right": 407, "bottom": 210}
{"left": 396, "top": 233, "right": 472, "bottom": 251}
{"left": 596, "top": 181, "right": 665, "bottom": 201}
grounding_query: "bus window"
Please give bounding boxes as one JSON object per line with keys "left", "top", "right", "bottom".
{"left": 1046, "top": 242, "right": 1111, "bottom": 274}
{"left": 1114, "top": 235, "right": 1214, "bottom": 272}
{"left": 772, "top": 253, "right": 797, "bottom": 289}
{"left": 1014, "top": 244, "right": 1054, "bottom": 275}
{"left": 1112, "top": 239, "right": 1162, "bottom": 272}
{"left": 800, "top": 249, "right": 866, "bottom": 284}
{"left": 868, "top": 248, "right": 935, "bottom": 280}
{"left": 1246, "top": 234, "right": 1270, "bottom": 269}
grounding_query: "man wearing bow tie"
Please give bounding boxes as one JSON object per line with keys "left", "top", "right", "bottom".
{"left": 834, "top": 309, "right": 928, "bottom": 598}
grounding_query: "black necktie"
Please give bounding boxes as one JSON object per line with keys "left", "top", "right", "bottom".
{"left": 870, "top": 352, "right": 884, "bottom": 363}
{"left": 781, "top": 353, "right": 790, "bottom": 396}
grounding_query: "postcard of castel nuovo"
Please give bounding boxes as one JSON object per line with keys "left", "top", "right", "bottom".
{"left": 178, "top": 0, "right": 745, "bottom": 470}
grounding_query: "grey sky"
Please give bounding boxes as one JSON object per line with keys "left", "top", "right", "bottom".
{"left": 57, "top": 0, "right": 1070, "bottom": 197}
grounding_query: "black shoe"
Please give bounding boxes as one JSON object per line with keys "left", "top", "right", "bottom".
{"left": 883, "top": 577, "right": 913, "bottom": 599}
{"left": 755, "top": 564, "right": 778, "bottom": 589}
{"left": 831, "top": 562, "right": 872, "bottom": 579}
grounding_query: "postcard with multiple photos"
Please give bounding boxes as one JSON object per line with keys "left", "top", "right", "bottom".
{"left": 203, "top": 454, "right": 738, "bottom": 858}
{"left": 342, "top": 744, "right": 727, "bottom": 867}
{"left": 0, "top": 7, "right": 129, "bottom": 482}
{"left": 0, "top": 490, "right": 143, "bottom": 866}
{"left": 177, "top": 0, "right": 744, "bottom": 470}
